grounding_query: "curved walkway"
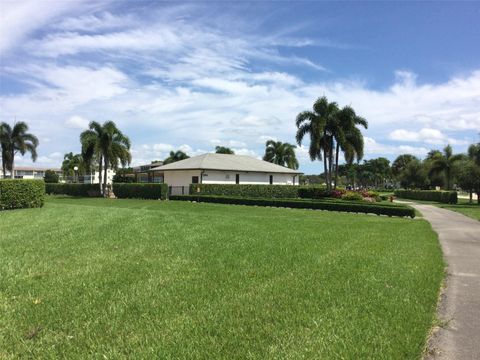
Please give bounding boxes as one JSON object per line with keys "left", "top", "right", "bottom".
{"left": 409, "top": 203, "right": 480, "bottom": 359}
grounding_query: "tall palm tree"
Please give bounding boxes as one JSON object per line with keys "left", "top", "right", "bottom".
{"left": 61, "top": 152, "right": 85, "bottom": 179}
{"left": 429, "top": 144, "right": 464, "bottom": 190}
{"left": 81, "top": 121, "right": 131, "bottom": 194}
{"left": 0, "top": 121, "right": 38, "bottom": 179}
{"left": 263, "top": 140, "right": 299, "bottom": 170}
{"left": 215, "top": 146, "right": 235, "bottom": 154}
{"left": 332, "top": 106, "right": 368, "bottom": 189}
{"left": 164, "top": 150, "right": 189, "bottom": 165}
{"left": 296, "top": 96, "right": 339, "bottom": 190}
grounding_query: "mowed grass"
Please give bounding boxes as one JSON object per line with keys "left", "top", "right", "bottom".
{"left": 0, "top": 197, "right": 443, "bottom": 359}
{"left": 439, "top": 198, "right": 480, "bottom": 221}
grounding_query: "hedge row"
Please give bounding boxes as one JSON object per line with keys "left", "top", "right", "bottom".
{"left": 0, "top": 179, "right": 45, "bottom": 210}
{"left": 45, "top": 183, "right": 101, "bottom": 197}
{"left": 189, "top": 184, "right": 332, "bottom": 199}
{"left": 394, "top": 190, "right": 457, "bottom": 204}
{"left": 171, "top": 195, "right": 415, "bottom": 218}
{"left": 112, "top": 183, "right": 168, "bottom": 200}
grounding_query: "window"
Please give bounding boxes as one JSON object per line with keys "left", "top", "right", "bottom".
{"left": 235, "top": 174, "right": 240, "bottom": 184}
{"left": 192, "top": 176, "right": 199, "bottom": 184}
{"left": 269, "top": 175, "right": 273, "bottom": 185}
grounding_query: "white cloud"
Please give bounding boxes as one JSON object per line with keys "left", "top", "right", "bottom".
{"left": 364, "top": 137, "right": 429, "bottom": 157}
{"left": 389, "top": 128, "right": 468, "bottom": 145}
{"left": 65, "top": 115, "right": 89, "bottom": 129}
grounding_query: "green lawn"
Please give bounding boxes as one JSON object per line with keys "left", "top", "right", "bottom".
{"left": 438, "top": 198, "right": 480, "bottom": 221}
{"left": 0, "top": 197, "right": 443, "bottom": 359}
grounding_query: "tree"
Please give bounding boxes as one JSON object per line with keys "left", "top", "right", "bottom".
{"left": 332, "top": 106, "right": 368, "bottom": 189}
{"left": 263, "top": 140, "right": 299, "bottom": 170}
{"left": 44, "top": 169, "right": 59, "bottom": 183}
{"left": 457, "top": 159, "right": 480, "bottom": 204}
{"left": 81, "top": 121, "right": 131, "bottom": 194}
{"left": 468, "top": 143, "right": 480, "bottom": 166}
{"left": 0, "top": 121, "right": 39, "bottom": 179}
{"left": 428, "top": 145, "right": 465, "bottom": 190}
{"left": 61, "top": 152, "right": 85, "bottom": 177}
{"left": 164, "top": 150, "right": 189, "bottom": 165}
{"left": 215, "top": 146, "right": 234, "bottom": 154}
{"left": 399, "top": 159, "right": 428, "bottom": 189}
{"left": 296, "top": 96, "right": 339, "bottom": 190}
{"left": 392, "top": 154, "right": 418, "bottom": 177}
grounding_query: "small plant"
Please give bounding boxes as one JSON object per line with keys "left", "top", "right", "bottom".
{"left": 341, "top": 191, "right": 363, "bottom": 201}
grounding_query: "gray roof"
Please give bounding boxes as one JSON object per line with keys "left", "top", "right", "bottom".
{"left": 152, "top": 153, "right": 302, "bottom": 174}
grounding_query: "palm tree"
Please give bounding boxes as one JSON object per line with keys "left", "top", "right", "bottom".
{"left": 61, "top": 152, "right": 85, "bottom": 177}
{"left": 164, "top": 150, "right": 189, "bottom": 165}
{"left": 296, "top": 96, "right": 339, "bottom": 190}
{"left": 263, "top": 140, "right": 299, "bottom": 170}
{"left": 0, "top": 121, "right": 38, "bottom": 179}
{"left": 468, "top": 143, "right": 480, "bottom": 166}
{"left": 332, "top": 106, "right": 368, "bottom": 189}
{"left": 215, "top": 146, "right": 235, "bottom": 154}
{"left": 429, "top": 145, "right": 464, "bottom": 190}
{"left": 81, "top": 121, "right": 131, "bottom": 194}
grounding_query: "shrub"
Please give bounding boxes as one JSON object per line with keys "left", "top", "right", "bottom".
{"left": 190, "top": 184, "right": 298, "bottom": 198}
{"left": 341, "top": 191, "right": 364, "bottom": 201}
{"left": 394, "top": 190, "right": 458, "bottom": 204}
{"left": 43, "top": 170, "right": 59, "bottom": 183}
{"left": 170, "top": 195, "right": 415, "bottom": 218}
{"left": 297, "top": 186, "right": 330, "bottom": 199}
{"left": 0, "top": 179, "right": 45, "bottom": 210}
{"left": 113, "top": 183, "right": 168, "bottom": 200}
{"left": 45, "top": 183, "right": 101, "bottom": 197}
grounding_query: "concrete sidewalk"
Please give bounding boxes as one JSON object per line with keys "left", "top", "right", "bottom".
{"left": 409, "top": 203, "right": 480, "bottom": 359}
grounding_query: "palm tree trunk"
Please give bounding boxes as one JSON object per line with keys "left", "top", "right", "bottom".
{"left": 103, "top": 156, "right": 108, "bottom": 197}
{"left": 98, "top": 155, "right": 103, "bottom": 194}
{"left": 323, "top": 148, "right": 329, "bottom": 190}
{"left": 334, "top": 142, "right": 340, "bottom": 189}
{"left": 469, "top": 190, "right": 473, "bottom": 203}
{"left": 10, "top": 150, "right": 14, "bottom": 179}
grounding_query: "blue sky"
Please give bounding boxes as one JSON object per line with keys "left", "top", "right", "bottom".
{"left": 1, "top": 1, "right": 479, "bottom": 173}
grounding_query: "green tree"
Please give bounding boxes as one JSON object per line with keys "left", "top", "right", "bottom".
{"left": 215, "top": 146, "right": 234, "bottom": 154}
{"left": 399, "top": 159, "right": 428, "bottom": 189}
{"left": 164, "top": 150, "right": 189, "bottom": 165}
{"left": 333, "top": 106, "right": 368, "bottom": 189}
{"left": 61, "top": 152, "right": 85, "bottom": 177}
{"left": 457, "top": 159, "right": 480, "bottom": 204}
{"left": 428, "top": 145, "right": 465, "bottom": 190}
{"left": 263, "top": 140, "right": 299, "bottom": 170}
{"left": 468, "top": 143, "right": 480, "bottom": 166}
{"left": 391, "top": 154, "right": 418, "bottom": 177}
{"left": 0, "top": 121, "right": 39, "bottom": 179}
{"left": 296, "top": 96, "right": 339, "bottom": 190}
{"left": 81, "top": 121, "right": 131, "bottom": 194}
{"left": 44, "top": 169, "right": 59, "bottom": 183}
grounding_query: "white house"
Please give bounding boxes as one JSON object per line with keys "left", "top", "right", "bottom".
{"left": 151, "top": 153, "right": 302, "bottom": 194}
{"left": 0, "top": 167, "right": 62, "bottom": 179}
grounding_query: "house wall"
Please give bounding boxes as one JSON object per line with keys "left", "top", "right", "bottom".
{"left": 164, "top": 170, "right": 298, "bottom": 187}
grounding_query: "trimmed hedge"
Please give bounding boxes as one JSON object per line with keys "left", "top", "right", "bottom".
{"left": 189, "top": 184, "right": 299, "bottom": 198}
{"left": 45, "top": 183, "right": 101, "bottom": 197}
{"left": 394, "top": 190, "right": 458, "bottom": 204}
{"left": 297, "top": 186, "right": 330, "bottom": 199}
{"left": 0, "top": 179, "right": 45, "bottom": 210}
{"left": 170, "top": 195, "right": 415, "bottom": 218}
{"left": 113, "top": 183, "right": 168, "bottom": 200}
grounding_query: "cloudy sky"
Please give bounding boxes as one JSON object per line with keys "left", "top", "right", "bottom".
{"left": 1, "top": 1, "right": 479, "bottom": 173}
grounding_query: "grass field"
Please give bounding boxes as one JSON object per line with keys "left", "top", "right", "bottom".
{"left": 438, "top": 198, "right": 480, "bottom": 221}
{"left": 0, "top": 197, "right": 443, "bottom": 359}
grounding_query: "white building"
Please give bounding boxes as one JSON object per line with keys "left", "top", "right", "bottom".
{"left": 151, "top": 153, "right": 301, "bottom": 194}
{"left": 0, "top": 167, "right": 62, "bottom": 179}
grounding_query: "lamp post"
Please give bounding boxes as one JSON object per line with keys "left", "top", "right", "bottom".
{"left": 73, "top": 166, "right": 78, "bottom": 183}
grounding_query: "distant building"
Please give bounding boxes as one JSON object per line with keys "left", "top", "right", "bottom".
{"left": 70, "top": 170, "right": 116, "bottom": 185}
{"left": 133, "top": 161, "right": 164, "bottom": 183}
{"left": 0, "top": 167, "right": 62, "bottom": 180}
{"left": 151, "top": 153, "right": 301, "bottom": 195}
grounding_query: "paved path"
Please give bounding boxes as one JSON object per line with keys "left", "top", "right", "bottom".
{"left": 409, "top": 203, "right": 480, "bottom": 359}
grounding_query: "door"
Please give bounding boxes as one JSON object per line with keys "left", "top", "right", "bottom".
{"left": 269, "top": 175, "right": 273, "bottom": 185}
{"left": 235, "top": 174, "right": 240, "bottom": 184}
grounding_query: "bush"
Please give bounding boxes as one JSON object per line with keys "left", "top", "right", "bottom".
{"left": 113, "top": 183, "right": 168, "bottom": 200}
{"left": 297, "top": 186, "right": 330, "bottom": 199}
{"left": 45, "top": 183, "right": 101, "bottom": 197}
{"left": 394, "top": 190, "right": 458, "bottom": 204}
{"left": 44, "top": 170, "right": 59, "bottom": 183}
{"left": 0, "top": 179, "right": 45, "bottom": 210}
{"left": 341, "top": 191, "right": 364, "bottom": 201}
{"left": 190, "top": 184, "right": 298, "bottom": 198}
{"left": 170, "top": 195, "right": 415, "bottom": 218}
